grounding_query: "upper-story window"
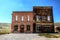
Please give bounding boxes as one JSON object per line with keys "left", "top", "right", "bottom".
{"left": 36, "top": 15, "right": 39, "bottom": 21}
{"left": 42, "top": 16, "right": 45, "bottom": 21}
{"left": 28, "top": 16, "right": 30, "bottom": 21}
{"left": 47, "top": 16, "right": 50, "bottom": 21}
{"left": 16, "top": 15, "right": 18, "bottom": 21}
{"left": 21, "top": 16, "right": 24, "bottom": 21}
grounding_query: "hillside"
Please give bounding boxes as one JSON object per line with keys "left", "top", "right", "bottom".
{"left": 0, "top": 22, "right": 60, "bottom": 27}
{"left": 54, "top": 22, "right": 60, "bottom": 27}
{"left": 0, "top": 23, "right": 11, "bottom": 28}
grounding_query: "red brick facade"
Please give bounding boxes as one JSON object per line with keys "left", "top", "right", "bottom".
{"left": 11, "top": 11, "right": 33, "bottom": 33}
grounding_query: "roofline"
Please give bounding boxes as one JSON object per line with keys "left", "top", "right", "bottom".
{"left": 13, "top": 11, "right": 33, "bottom": 13}
{"left": 33, "top": 6, "right": 53, "bottom": 8}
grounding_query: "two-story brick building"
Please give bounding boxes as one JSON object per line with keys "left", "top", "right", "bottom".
{"left": 11, "top": 6, "right": 54, "bottom": 33}
{"left": 11, "top": 11, "right": 33, "bottom": 33}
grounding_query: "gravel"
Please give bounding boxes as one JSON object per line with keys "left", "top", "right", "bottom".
{"left": 0, "top": 33, "right": 60, "bottom": 40}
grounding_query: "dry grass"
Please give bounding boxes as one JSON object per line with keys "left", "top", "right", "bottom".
{"left": 0, "top": 23, "right": 11, "bottom": 34}
{"left": 0, "top": 27, "right": 11, "bottom": 34}
{"left": 39, "top": 33, "right": 60, "bottom": 38}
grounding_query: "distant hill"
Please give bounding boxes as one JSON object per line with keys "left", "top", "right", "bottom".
{"left": 54, "top": 22, "right": 60, "bottom": 27}
{"left": 0, "top": 22, "right": 60, "bottom": 27}
{"left": 0, "top": 23, "right": 11, "bottom": 27}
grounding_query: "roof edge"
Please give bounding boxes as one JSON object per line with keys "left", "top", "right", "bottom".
{"left": 13, "top": 11, "right": 33, "bottom": 13}
{"left": 33, "top": 6, "right": 53, "bottom": 8}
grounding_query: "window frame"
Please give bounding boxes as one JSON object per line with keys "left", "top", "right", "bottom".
{"left": 16, "top": 15, "right": 18, "bottom": 21}
{"left": 21, "top": 16, "right": 24, "bottom": 21}
{"left": 27, "top": 16, "right": 30, "bottom": 21}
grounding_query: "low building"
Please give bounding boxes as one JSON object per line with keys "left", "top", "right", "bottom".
{"left": 33, "top": 6, "right": 54, "bottom": 33}
{"left": 11, "top": 11, "right": 33, "bottom": 33}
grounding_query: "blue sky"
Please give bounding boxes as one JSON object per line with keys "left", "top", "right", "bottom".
{"left": 0, "top": 0, "right": 60, "bottom": 23}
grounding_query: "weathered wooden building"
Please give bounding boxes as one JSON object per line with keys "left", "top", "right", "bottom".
{"left": 11, "top": 6, "right": 54, "bottom": 33}
{"left": 33, "top": 6, "right": 54, "bottom": 33}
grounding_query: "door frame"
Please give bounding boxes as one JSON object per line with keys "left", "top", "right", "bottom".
{"left": 20, "top": 25, "right": 24, "bottom": 33}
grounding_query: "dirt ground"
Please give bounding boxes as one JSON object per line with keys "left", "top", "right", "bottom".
{"left": 0, "top": 33, "right": 60, "bottom": 40}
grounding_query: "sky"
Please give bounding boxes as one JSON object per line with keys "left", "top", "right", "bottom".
{"left": 0, "top": 0, "right": 60, "bottom": 23}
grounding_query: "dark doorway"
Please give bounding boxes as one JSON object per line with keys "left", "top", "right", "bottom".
{"left": 20, "top": 25, "right": 24, "bottom": 33}
{"left": 26, "top": 25, "right": 30, "bottom": 32}
{"left": 33, "top": 23, "right": 36, "bottom": 33}
{"left": 36, "top": 25, "right": 41, "bottom": 33}
{"left": 14, "top": 25, "right": 18, "bottom": 32}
